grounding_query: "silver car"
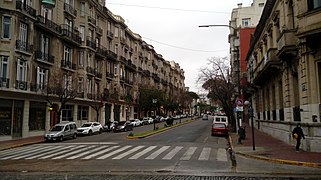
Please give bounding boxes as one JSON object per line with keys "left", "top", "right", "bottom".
{"left": 44, "top": 121, "right": 77, "bottom": 142}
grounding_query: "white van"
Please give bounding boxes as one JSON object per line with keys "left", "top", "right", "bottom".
{"left": 212, "top": 115, "right": 228, "bottom": 126}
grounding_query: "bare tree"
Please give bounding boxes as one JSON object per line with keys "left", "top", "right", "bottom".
{"left": 89, "top": 92, "right": 105, "bottom": 123}
{"left": 46, "top": 69, "right": 78, "bottom": 123}
{"left": 198, "top": 57, "right": 237, "bottom": 132}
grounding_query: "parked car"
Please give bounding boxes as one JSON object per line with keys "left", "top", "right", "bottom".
{"left": 77, "top": 122, "right": 103, "bottom": 135}
{"left": 142, "top": 117, "right": 153, "bottom": 125}
{"left": 113, "top": 121, "right": 133, "bottom": 132}
{"left": 202, "top": 114, "right": 208, "bottom": 120}
{"left": 211, "top": 122, "right": 229, "bottom": 136}
{"left": 130, "top": 119, "right": 142, "bottom": 127}
{"left": 44, "top": 121, "right": 77, "bottom": 142}
{"left": 103, "top": 121, "right": 119, "bottom": 132}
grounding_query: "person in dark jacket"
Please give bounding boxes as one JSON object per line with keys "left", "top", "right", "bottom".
{"left": 292, "top": 123, "right": 305, "bottom": 152}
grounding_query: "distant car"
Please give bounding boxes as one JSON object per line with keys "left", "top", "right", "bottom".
{"left": 113, "top": 121, "right": 133, "bottom": 132}
{"left": 142, "top": 117, "right": 153, "bottom": 125}
{"left": 130, "top": 119, "right": 142, "bottom": 127}
{"left": 211, "top": 122, "right": 229, "bottom": 136}
{"left": 44, "top": 121, "right": 77, "bottom": 142}
{"left": 77, "top": 122, "right": 103, "bottom": 135}
{"left": 202, "top": 114, "right": 208, "bottom": 120}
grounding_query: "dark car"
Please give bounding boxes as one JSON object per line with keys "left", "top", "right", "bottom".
{"left": 103, "top": 121, "right": 118, "bottom": 132}
{"left": 211, "top": 122, "right": 228, "bottom": 136}
{"left": 113, "top": 121, "right": 133, "bottom": 132}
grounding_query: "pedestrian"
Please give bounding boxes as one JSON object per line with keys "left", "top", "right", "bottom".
{"left": 292, "top": 123, "right": 305, "bottom": 152}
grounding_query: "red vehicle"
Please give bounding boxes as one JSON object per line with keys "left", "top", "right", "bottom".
{"left": 211, "top": 122, "right": 229, "bottom": 136}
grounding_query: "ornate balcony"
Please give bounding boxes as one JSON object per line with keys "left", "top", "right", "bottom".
{"left": 16, "top": 0, "right": 36, "bottom": 18}
{"left": 107, "top": 50, "right": 117, "bottom": 61}
{"left": 35, "top": 50, "right": 54, "bottom": 65}
{"left": 86, "top": 66, "right": 95, "bottom": 75}
{"left": 30, "top": 83, "right": 47, "bottom": 92}
{"left": 106, "top": 72, "right": 114, "bottom": 79}
{"left": 16, "top": 40, "right": 33, "bottom": 54}
{"left": 0, "top": 78, "right": 9, "bottom": 88}
{"left": 61, "top": 24, "right": 82, "bottom": 45}
{"left": 88, "top": 16, "right": 96, "bottom": 26}
{"left": 61, "top": 60, "right": 76, "bottom": 70}
{"left": 64, "top": 3, "right": 77, "bottom": 17}
{"left": 35, "top": 15, "right": 61, "bottom": 35}
{"left": 15, "top": 80, "right": 27, "bottom": 90}
{"left": 277, "top": 28, "right": 298, "bottom": 59}
{"left": 96, "top": 27, "right": 103, "bottom": 35}
{"left": 96, "top": 46, "right": 107, "bottom": 58}
{"left": 86, "top": 37, "right": 96, "bottom": 50}
{"left": 253, "top": 48, "right": 282, "bottom": 85}
{"left": 107, "top": 30, "right": 114, "bottom": 39}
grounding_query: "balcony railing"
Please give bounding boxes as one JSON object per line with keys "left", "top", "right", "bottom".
{"left": 35, "top": 50, "right": 55, "bottom": 64}
{"left": 96, "top": 46, "right": 107, "bottom": 57}
{"left": 30, "top": 83, "right": 47, "bottom": 92}
{"left": 16, "top": 80, "right": 27, "bottom": 90}
{"left": 16, "top": 0, "right": 36, "bottom": 17}
{"left": 61, "top": 60, "right": 76, "bottom": 70}
{"left": 0, "top": 77, "right": 9, "bottom": 88}
{"left": 106, "top": 72, "right": 114, "bottom": 79}
{"left": 107, "top": 50, "right": 117, "bottom": 61}
{"left": 16, "top": 40, "right": 33, "bottom": 54}
{"left": 96, "top": 27, "right": 103, "bottom": 35}
{"left": 64, "top": 3, "right": 77, "bottom": 17}
{"left": 61, "top": 24, "right": 82, "bottom": 44}
{"left": 277, "top": 28, "right": 297, "bottom": 57}
{"left": 86, "top": 37, "right": 96, "bottom": 49}
{"left": 88, "top": 16, "right": 96, "bottom": 25}
{"left": 76, "top": 92, "right": 84, "bottom": 98}
{"left": 86, "top": 66, "right": 95, "bottom": 75}
{"left": 107, "top": 30, "right": 114, "bottom": 39}
{"left": 36, "top": 15, "right": 61, "bottom": 35}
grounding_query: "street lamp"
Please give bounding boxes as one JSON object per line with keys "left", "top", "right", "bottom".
{"left": 152, "top": 99, "right": 157, "bottom": 130}
{"left": 199, "top": 24, "right": 241, "bottom": 132}
{"left": 244, "top": 100, "right": 255, "bottom": 151}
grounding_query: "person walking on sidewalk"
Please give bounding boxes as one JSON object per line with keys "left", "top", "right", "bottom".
{"left": 292, "top": 123, "right": 305, "bottom": 152}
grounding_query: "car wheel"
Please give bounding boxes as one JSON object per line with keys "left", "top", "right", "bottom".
{"left": 88, "top": 130, "right": 92, "bottom": 136}
{"left": 99, "top": 129, "right": 102, "bottom": 134}
{"left": 59, "top": 136, "right": 64, "bottom": 142}
{"left": 73, "top": 133, "right": 77, "bottom": 139}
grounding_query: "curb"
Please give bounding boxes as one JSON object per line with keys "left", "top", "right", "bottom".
{"left": 127, "top": 119, "right": 196, "bottom": 139}
{"left": 0, "top": 140, "right": 44, "bottom": 151}
{"left": 229, "top": 134, "right": 321, "bottom": 168}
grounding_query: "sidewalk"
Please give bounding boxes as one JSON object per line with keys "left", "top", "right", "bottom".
{"left": 0, "top": 136, "right": 44, "bottom": 151}
{"left": 230, "top": 122, "right": 321, "bottom": 168}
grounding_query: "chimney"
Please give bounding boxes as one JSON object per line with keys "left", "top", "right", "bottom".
{"left": 237, "top": 3, "right": 242, "bottom": 8}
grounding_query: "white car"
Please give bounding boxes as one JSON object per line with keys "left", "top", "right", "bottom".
{"left": 77, "top": 122, "right": 103, "bottom": 135}
{"left": 130, "top": 119, "right": 142, "bottom": 126}
{"left": 142, "top": 117, "right": 153, "bottom": 124}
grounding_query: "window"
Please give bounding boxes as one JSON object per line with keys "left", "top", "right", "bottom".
{"left": 77, "top": 105, "right": 89, "bottom": 120}
{"left": 79, "top": 25, "right": 85, "bottom": 41}
{"left": 78, "top": 77, "right": 84, "bottom": 93}
{"left": 78, "top": 51, "right": 84, "bottom": 66}
{"left": 41, "top": 5, "right": 52, "bottom": 20}
{"left": 40, "top": 34, "right": 50, "bottom": 59}
{"left": 258, "top": 3, "right": 265, "bottom": 7}
{"left": 80, "top": 2, "right": 85, "bottom": 17}
{"left": 17, "top": 59, "right": 27, "bottom": 82}
{"left": 62, "top": 105, "right": 73, "bottom": 121}
{"left": 29, "top": 101, "right": 46, "bottom": 131}
{"left": 114, "top": 27, "right": 119, "bottom": 37}
{"left": 308, "top": 0, "right": 321, "bottom": 10}
{"left": 242, "top": 18, "right": 251, "bottom": 27}
{"left": 36, "top": 67, "right": 48, "bottom": 90}
{"left": 64, "top": 18, "right": 73, "bottom": 31}
{"left": 64, "top": 46, "right": 72, "bottom": 63}
{"left": 63, "top": 74, "right": 72, "bottom": 91}
{"left": 87, "top": 78, "right": 92, "bottom": 94}
{"left": 1, "top": 16, "right": 11, "bottom": 39}
{"left": 0, "top": 56, "right": 9, "bottom": 79}
{"left": 114, "top": 64, "right": 118, "bottom": 76}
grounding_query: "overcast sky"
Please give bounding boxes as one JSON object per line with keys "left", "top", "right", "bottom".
{"left": 106, "top": 0, "right": 254, "bottom": 93}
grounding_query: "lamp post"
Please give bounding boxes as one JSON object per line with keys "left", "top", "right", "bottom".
{"left": 125, "top": 107, "right": 129, "bottom": 121}
{"left": 244, "top": 100, "right": 255, "bottom": 150}
{"left": 199, "top": 24, "right": 241, "bottom": 132}
{"left": 152, "top": 99, "right": 157, "bottom": 130}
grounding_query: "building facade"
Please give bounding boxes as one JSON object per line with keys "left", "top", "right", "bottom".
{"left": 246, "top": 0, "right": 321, "bottom": 152}
{"left": 0, "top": 0, "right": 185, "bottom": 140}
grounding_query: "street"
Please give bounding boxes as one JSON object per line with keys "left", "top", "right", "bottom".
{"left": 0, "top": 118, "right": 321, "bottom": 179}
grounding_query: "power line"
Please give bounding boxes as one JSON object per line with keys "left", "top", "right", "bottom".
{"left": 142, "top": 36, "right": 228, "bottom": 53}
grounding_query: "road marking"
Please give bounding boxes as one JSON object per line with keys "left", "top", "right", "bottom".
{"left": 162, "top": 146, "right": 183, "bottom": 160}
{"left": 198, "top": 147, "right": 211, "bottom": 160}
{"left": 67, "top": 145, "right": 108, "bottom": 159}
{"left": 1, "top": 145, "right": 53, "bottom": 160}
{"left": 82, "top": 146, "right": 119, "bottom": 159}
{"left": 26, "top": 145, "right": 73, "bottom": 159}
{"left": 129, "top": 146, "right": 157, "bottom": 159}
{"left": 13, "top": 146, "right": 63, "bottom": 160}
{"left": 49, "top": 142, "right": 118, "bottom": 145}
{"left": 180, "top": 147, "right": 197, "bottom": 161}
{"left": 0, "top": 145, "right": 42, "bottom": 157}
{"left": 112, "top": 146, "right": 145, "bottom": 159}
{"left": 52, "top": 145, "right": 97, "bottom": 159}
{"left": 97, "top": 145, "right": 132, "bottom": 159}
{"left": 216, "top": 148, "right": 227, "bottom": 162}
{"left": 39, "top": 145, "right": 82, "bottom": 159}
{"left": 145, "top": 146, "right": 170, "bottom": 160}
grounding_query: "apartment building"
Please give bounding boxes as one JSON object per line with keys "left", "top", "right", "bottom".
{"left": 246, "top": 0, "right": 321, "bottom": 152}
{"left": 0, "top": 0, "right": 185, "bottom": 140}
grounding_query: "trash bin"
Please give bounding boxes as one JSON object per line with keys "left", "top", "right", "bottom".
{"left": 238, "top": 127, "right": 246, "bottom": 140}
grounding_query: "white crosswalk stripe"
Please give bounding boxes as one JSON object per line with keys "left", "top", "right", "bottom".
{"left": 0, "top": 144, "right": 228, "bottom": 162}
{"left": 97, "top": 145, "right": 132, "bottom": 159}
{"left": 180, "top": 147, "right": 197, "bottom": 161}
{"left": 162, "top": 146, "right": 183, "bottom": 160}
{"left": 198, "top": 147, "right": 211, "bottom": 160}
{"left": 145, "top": 146, "right": 170, "bottom": 160}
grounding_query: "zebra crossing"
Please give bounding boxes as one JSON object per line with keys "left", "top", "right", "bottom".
{"left": 0, "top": 143, "right": 228, "bottom": 162}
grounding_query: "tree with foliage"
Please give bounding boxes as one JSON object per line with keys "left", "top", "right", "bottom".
{"left": 198, "top": 57, "right": 237, "bottom": 132}
{"left": 139, "top": 87, "right": 165, "bottom": 117}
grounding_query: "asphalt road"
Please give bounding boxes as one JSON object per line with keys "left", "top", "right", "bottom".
{"left": 1, "top": 118, "right": 321, "bottom": 179}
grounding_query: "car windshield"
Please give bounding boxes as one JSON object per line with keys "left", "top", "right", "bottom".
{"left": 213, "top": 123, "right": 226, "bottom": 128}
{"left": 81, "top": 123, "right": 92, "bottom": 127}
{"left": 50, "top": 125, "right": 64, "bottom": 131}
